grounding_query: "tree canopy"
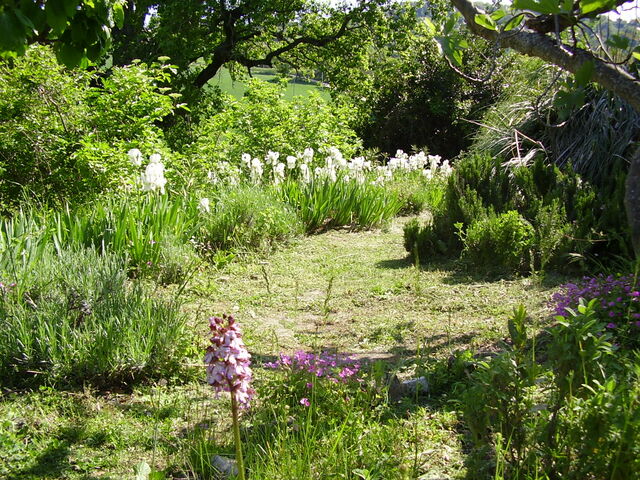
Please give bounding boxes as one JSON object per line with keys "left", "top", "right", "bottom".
{"left": 112, "top": 0, "right": 393, "bottom": 88}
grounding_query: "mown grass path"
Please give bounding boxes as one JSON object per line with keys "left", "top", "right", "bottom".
{"left": 190, "top": 216, "right": 560, "bottom": 363}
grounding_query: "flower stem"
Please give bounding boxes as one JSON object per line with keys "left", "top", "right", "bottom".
{"left": 231, "top": 391, "right": 246, "bottom": 480}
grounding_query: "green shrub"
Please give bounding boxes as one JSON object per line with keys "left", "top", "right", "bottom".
{"left": 460, "top": 211, "right": 535, "bottom": 274}
{"left": 403, "top": 217, "right": 454, "bottom": 260}
{"left": 0, "top": 248, "right": 192, "bottom": 388}
{"left": 189, "top": 79, "right": 360, "bottom": 178}
{"left": 0, "top": 46, "right": 181, "bottom": 207}
{"left": 403, "top": 152, "right": 631, "bottom": 272}
{"left": 0, "top": 46, "right": 90, "bottom": 207}
{"left": 194, "top": 185, "right": 303, "bottom": 255}
{"left": 462, "top": 303, "right": 639, "bottom": 480}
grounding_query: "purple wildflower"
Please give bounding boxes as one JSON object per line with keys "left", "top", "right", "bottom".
{"left": 205, "top": 314, "right": 255, "bottom": 408}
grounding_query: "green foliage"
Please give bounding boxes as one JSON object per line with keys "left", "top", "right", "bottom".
{"left": 0, "top": 248, "right": 191, "bottom": 388}
{"left": 462, "top": 303, "right": 640, "bottom": 480}
{"left": 278, "top": 177, "right": 402, "bottom": 233}
{"left": 333, "top": 19, "right": 503, "bottom": 158}
{"left": 386, "top": 170, "right": 447, "bottom": 215}
{"left": 404, "top": 152, "right": 631, "bottom": 273}
{"left": 0, "top": 0, "right": 123, "bottom": 67}
{"left": 52, "top": 194, "right": 199, "bottom": 281}
{"left": 0, "top": 46, "right": 90, "bottom": 207}
{"left": 0, "top": 46, "right": 181, "bottom": 207}
{"left": 189, "top": 80, "right": 360, "bottom": 178}
{"left": 460, "top": 210, "right": 535, "bottom": 274}
{"left": 193, "top": 186, "right": 303, "bottom": 255}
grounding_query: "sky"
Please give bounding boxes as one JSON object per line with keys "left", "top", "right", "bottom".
{"left": 328, "top": 0, "right": 639, "bottom": 22}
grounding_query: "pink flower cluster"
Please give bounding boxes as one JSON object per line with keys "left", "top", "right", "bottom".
{"left": 265, "top": 350, "right": 361, "bottom": 383}
{"left": 205, "top": 314, "right": 255, "bottom": 408}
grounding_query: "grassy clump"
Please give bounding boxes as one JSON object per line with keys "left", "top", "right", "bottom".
{"left": 278, "top": 176, "right": 403, "bottom": 233}
{"left": 0, "top": 248, "right": 192, "bottom": 388}
{"left": 52, "top": 194, "right": 200, "bottom": 281}
{"left": 194, "top": 185, "right": 303, "bottom": 255}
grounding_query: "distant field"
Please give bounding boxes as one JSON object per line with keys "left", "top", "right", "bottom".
{"left": 208, "top": 67, "right": 331, "bottom": 100}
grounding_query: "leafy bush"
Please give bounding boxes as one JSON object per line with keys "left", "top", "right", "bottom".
{"left": 403, "top": 152, "right": 631, "bottom": 272}
{"left": 462, "top": 304, "right": 640, "bottom": 480}
{"left": 332, "top": 22, "right": 504, "bottom": 159}
{"left": 189, "top": 79, "right": 360, "bottom": 178}
{"left": 0, "top": 248, "right": 192, "bottom": 388}
{"left": 0, "top": 46, "right": 90, "bottom": 207}
{"left": 551, "top": 275, "right": 640, "bottom": 349}
{"left": 0, "top": 46, "right": 180, "bottom": 207}
{"left": 194, "top": 185, "right": 303, "bottom": 255}
{"left": 460, "top": 211, "right": 535, "bottom": 274}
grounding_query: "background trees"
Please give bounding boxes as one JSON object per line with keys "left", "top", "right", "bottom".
{"left": 111, "top": 0, "right": 393, "bottom": 89}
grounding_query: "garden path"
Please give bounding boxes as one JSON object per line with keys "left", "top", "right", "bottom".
{"left": 191, "top": 216, "right": 555, "bottom": 363}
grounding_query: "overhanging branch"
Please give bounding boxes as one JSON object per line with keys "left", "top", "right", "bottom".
{"left": 450, "top": 0, "right": 640, "bottom": 112}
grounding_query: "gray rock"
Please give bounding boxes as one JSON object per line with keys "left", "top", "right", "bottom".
{"left": 211, "top": 455, "right": 238, "bottom": 478}
{"left": 387, "top": 375, "right": 429, "bottom": 401}
{"left": 402, "top": 376, "right": 429, "bottom": 396}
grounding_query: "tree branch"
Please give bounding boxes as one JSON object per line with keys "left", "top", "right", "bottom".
{"left": 193, "top": 7, "right": 363, "bottom": 88}
{"left": 450, "top": 0, "right": 640, "bottom": 112}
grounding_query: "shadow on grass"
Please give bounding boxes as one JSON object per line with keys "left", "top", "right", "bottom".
{"left": 10, "top": 411, "right": 116, "bottom": 480}
{"left": 376, "top": 253, "right": 578, "bottom": 290}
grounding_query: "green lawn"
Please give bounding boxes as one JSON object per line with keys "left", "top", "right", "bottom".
{"left": 208, "top": 67, "right": 331, "bottom": 101}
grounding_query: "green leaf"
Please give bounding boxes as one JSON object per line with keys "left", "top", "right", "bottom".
{"left": 56, "top": 42, "right": 84, "bottom": 67}
{"left": 579, "top": 0, "right": 616, "bottom": 14}
{"left": 0, "top": 12, "right": 27, "bottom": 53}
{"left": 113, "top": 2, "right": 124, "bottom": 29}
{"left": 503, "top": 13, "right": 524, "bottom": 31}
{"left": 13, "top": 9, "right": 36, "bottom": 32}
{"left": 606, "top": 34, "right": 630, "bottom": 50}
{"left": 423, "top": 17, "right": 436, "bottom": 36}
{"left": 45, "top": 0, "right": 70, "bottom": 35}
{"left": 444, "top": 13, "right": 459, "bottom": 34}
{"left": 20, "top": 0, "right": 47, "bottom": 32}
{"left": 62, "top": 0, "right": 80, "bottom": 18}
{"left": 475, "top": 13, "right": 497, "bottom": 30}
{"left": 135, "top": 462, "right": 151, "bottom": 480}
{"left": 633, "top": 51, "right": 640, "bottom": 61}
{"left": 513, "top": 0, "right": 561, "bottom": 14}
{"left": 490, "top": 9, "right": 507, "bottom": 21}
{"left": 574, "top": 60, "right": 594, "bottom": 87}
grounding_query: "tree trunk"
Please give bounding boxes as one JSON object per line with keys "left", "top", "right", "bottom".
{"left": 625, "top": 145, "right": 640, "bottom": 257}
